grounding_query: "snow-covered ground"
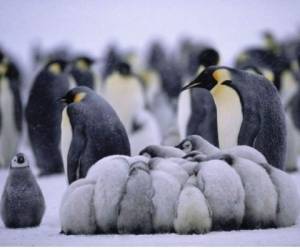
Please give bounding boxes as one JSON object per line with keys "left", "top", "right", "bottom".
{"left": 0, "top": 167, "right": 300, "bottom": 246}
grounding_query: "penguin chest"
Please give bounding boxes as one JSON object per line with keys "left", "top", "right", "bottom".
{"left": 177, "top": 88, "right": 191, "bottom": 139}
{"left": 0, "top": 78, "right": 18, "bottom": 166}
{"left": 212, "top": 85, "right": 243, "bottom": 149}
{"left": 60, "top": 107, "right": 72, "bottom": 176}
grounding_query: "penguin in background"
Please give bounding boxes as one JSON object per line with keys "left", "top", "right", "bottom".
{"left": 181, "top": 66, "right": 287, "bottom": 170}
{"left": 103, "top": 62, "right": 145, "bottom": 133}
{"left": 25, "top": 59, "right": 70, "bottom": 176}
{"left": 0, "top": 50, "right": 23, "bottom": 167}
{"left": 1, "top": 153, "right": 45, "bottom": 228}
{"left": 101, "top": 44, "right": 122, "bottom": 82}
{"left": 69, "top": 56, "right": 96, "bottom": 89}
{"left": 60, "top": 86, "right": 130, "bottom": 184}
{"left": 177, "top": 48, "right": 219, "bottom": 145}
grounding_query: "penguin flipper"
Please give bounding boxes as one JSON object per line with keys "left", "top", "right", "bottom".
{"left": 238, "top": 112, "right": 260, "bottom": 146}
{"left": 67, "top": 126, "right": 86, "bottom": 184}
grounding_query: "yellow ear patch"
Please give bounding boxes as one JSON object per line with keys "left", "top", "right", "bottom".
{"left": 291, "top": 60, "right": 299, "bottom": 72}
{"left": 261, "top": 69, "right": 274, "bottom": 82}
{"left": 73, "top": 92, "right": 87, "bottom": 103}
{"left": 48, "top": 63, "right": 61, "bottom": 75}
{"left": 237, "top": 53, "right": 248, "bottom": 63}
{"left": 0, "top": 63, "right": 8, "bottom": 76}
{"left": 76, "top": 59, "right": 89, "bottom": 71}
{"left": 212, "top": 68, "right": 231, "bottom": 84}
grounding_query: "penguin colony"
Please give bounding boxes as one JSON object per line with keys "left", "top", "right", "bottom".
{"left": 0, "top": 30, "right": 300, "bottom": 233}
{"left": 60, "top": 135, "right": 300, "bottom": 235}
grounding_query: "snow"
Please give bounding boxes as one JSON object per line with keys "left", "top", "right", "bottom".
{"left": 0, "top": 169, "right": 300, "bottom": 246}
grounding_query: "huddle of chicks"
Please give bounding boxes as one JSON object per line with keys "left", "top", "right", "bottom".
{"left": 60, "top": 135, "right": 300, "bottom": 235}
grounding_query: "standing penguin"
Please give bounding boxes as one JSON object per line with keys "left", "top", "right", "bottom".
{"left": 103, "top": 62, "right": 145, "bottom": 133}
{"left": 181, "top": 66, "right": 287, "bottom": 169}
{"left": 177, "top": 48, "right": 219, "bottom": 145}
{"left": 1, "top": 153, "right": 45, "bottom": 228}
{"left": 60, "top": 86, "right": 130, "bottom": 184}
{"left": 0, "top": 51, "right": 23, "bottom": 167}
{"left": 69, "top": 56, "right": 95, "bottom": 89}
{"left": 25, "top": 59, "right": 69, "bottom": 175}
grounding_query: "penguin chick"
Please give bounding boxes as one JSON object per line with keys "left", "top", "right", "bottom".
{"left": 174, "top": 175, "right": 212, "bottom": 234}
{"left": 60, "top": 86, "right": 130, "bottom": 184}
{"left": 151, "top": 170, "right": 181, "bottom": 232}
{"left": 117, "top": 161, "right": 154, "bottom": 234}
{"left": 148, "top": 158, "right": 189, "bottom": 187}
{"left": 206, "top": 153, "right": 277, "bottom": 228}
{"left": 140, "top": 145, "right": 185, "bottom": 158}
{"left": 177, "top": 135, "right": 267, "bottom": 164}
{"left": 196, "top": 159, "right": 245, "bottom": 230}
{"left": 260, "top": 163, "right": 300, "bottom": 228}
{"left": 60, "top": 178, "right": 97, "bottom": 235}
{"left": 85, "top": 155, "right": 130, "bottom": 233}
{"left": 1, "top": 153, "right": 45, "bottom": 228}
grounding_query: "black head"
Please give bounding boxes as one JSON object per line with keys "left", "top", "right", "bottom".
{"left": 10, "top": 153, "right": 29, "bottom": 168}
{"left": 73, "top": 56, "right": 94, "bottom": 71}
{"left": 115, "top": 62, "right": 132, "bottom": 76}
{"left": 176, "top": 138, "right": 195, "bottom": 153}
{"left": 45, "top": 59, "right": 69, "bottom": 75}
{"left": 60, "top": 86, "right": 91, "bottom": 105}
{"left": 181, "top": 66, "right": 232, "bottom": 92}
{"left": 197, "top": 48, "right": 220, "bottom": 68}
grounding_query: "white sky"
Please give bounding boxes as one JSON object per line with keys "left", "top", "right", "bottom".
{"left": 0, "top": 0, "right": 300, "bottom": 66}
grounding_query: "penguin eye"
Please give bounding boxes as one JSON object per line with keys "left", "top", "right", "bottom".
{"left": 182, "top": 141, "right": 193, "bottom": 153}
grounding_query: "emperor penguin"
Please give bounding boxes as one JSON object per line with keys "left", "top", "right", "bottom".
{"left": 174, "top": 175, "right": 212, "bottom": 234}
{"left": 60, "top": 86, "right": 130, "bottom": 184}
{"left": 181, "top": 66, "right": 287, "bottom": 169}
{"left": 177, "top": 135, "right": 268, "bottom": 164}
{"left": 25, "top": 59, "right": 69, "bottom": 176}
{"left": 0, "top": 52, "right": 23, "bottom": 167}
{"left": 206, "top": 153, "right": 277, "bottom": 229}
{"left": 69, "top": 56, "right": 96, "bottom": 89}
{"left": 1, "top": 153, "right": 45, "bottom": 228}
{"left": 177, "top": 48, "right": 219, "bottom": 145}
{"left": 117, "top": 161, "right": 154, "bottom": 234}
{"left": 195, "top": 158, "right": 245, "bottom": 230}
{"left": 103, "top": 62, "right": 145, "bottom": 134}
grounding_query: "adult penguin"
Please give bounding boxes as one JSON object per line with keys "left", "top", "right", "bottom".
{"left": 60, "top": 86, "right": 130, "bottom": 184}
{"left": 25, "top": 59, "right": 69, "bottom": 175}
{"left": 0, "top": 51, "right": 23, "bottom": 167}
{"left": 69, "top": 56, "right": 95, "bottom": 89}
{"left": 177, "top": 48, "right": 219, "bottom": 145}
{"left": 103, "top": 62, "right": 145, "bottom": 134}
{"left": 181, "top": 66, "right": 287, "bottom": 169}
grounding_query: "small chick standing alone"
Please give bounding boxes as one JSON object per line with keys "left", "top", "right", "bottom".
{"left": 1, "top": 153, "right": 45, "bottom": 228}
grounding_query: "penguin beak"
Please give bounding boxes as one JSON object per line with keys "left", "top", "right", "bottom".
{"left": 58, "top": 96, "right": 67, "bottom": 104}
{"left": 180, "top": 78, "right": 201, "bottom": 92}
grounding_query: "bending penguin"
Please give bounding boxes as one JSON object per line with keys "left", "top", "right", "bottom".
{"left": 60, "top": 86, "right": 130, "bottom": 184}
{"left": 0, "top": 51, "right": 23, "bottom": 167}
{"left": 1, "top": 153, "right": 45, "bottom": 228}
{"left": 181, "top": 66, "right": 287, "bottom": 169}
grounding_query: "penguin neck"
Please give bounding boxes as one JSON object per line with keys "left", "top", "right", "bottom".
{"left": 210, "top": 81, "right": 243, "bottom": 149}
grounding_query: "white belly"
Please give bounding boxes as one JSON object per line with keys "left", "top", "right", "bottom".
{"left": 0, "top": 78, "right": 19, "bottom": 167}
{"left": 177, "top": 87, "right": 191, "bottom": 140}
{"left": 212, "top": 85, "right": 243, "bottom": 149}
{"left": 61, "top": 107, "right": 72, "bottom": 179}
